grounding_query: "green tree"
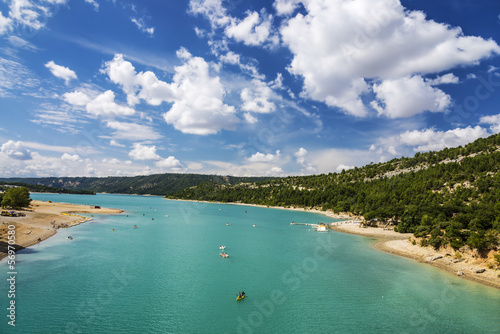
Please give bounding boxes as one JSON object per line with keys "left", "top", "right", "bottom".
{"left": 1, "top": 187, "right": 31, "bottom": 209}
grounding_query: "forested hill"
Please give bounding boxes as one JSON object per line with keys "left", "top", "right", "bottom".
{"left": 0, "top": 174, "right": 274, "bottom": 196}
{"left": 170, "top": 133, "right": 500, "bottom": 251}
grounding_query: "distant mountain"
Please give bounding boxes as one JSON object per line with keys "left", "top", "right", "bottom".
{"left": 0, "top": 174, "right": 275, "bottom": 196}
{"left": 170, "top": 133, "right": 500, "bottom": 251}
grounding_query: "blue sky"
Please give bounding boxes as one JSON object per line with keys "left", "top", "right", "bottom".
{"left": 0, "top": 0, "right": 499, "bottom": 177}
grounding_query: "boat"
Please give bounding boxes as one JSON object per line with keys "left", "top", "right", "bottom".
{"left": 226, "top": 223, "right": 230, "bottom": 226}
{"left": 236, "top": 293, "right": 246, "bottom": 301}
{"left": 220, "top": 252, "right": 229, "bottom": 258}
{"left": 133, "top": 225, "right": 137, "bottom": 229}
{"left": 316, "top": 223, "right": 328, "bottom": 232}
{"left": 219, "top": 245, "right": 226, "bottom": 250}
{"left": 252, "top": 224, "right": 257, "bottom": 227}
{"left": 67, "top": 236, "right": 73, "bottom": 240}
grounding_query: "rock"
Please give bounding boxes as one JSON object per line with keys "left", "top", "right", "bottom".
{"left": 453, "top": 258, "right": 465, "bottom": 263}
{"left": 457, "top": 270, "right": 464, "bottom": 276}
{"left": 426, "top": 255, "right": 443, "bottom": 261}
{"left": 475, "top": 268, "right": 486, "bottom": 274}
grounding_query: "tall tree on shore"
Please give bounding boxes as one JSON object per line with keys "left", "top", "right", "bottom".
{"left": 1, "top": 187, "right": 31, "bottom": 209}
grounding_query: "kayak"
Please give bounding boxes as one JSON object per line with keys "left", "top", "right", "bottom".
{"left": 236, "top": 295, "right": 246, "bottom": 301}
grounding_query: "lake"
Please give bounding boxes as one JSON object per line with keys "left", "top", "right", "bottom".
{"left": 1, "top": 193, "right": 499, "bottom": 333}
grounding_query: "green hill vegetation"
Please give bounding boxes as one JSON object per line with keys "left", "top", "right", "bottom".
{"left": 0, "top": 174, "right": 274, "bottom": 196}
{"left": 170, "top": 133, "right": 500, "bottom": 252}
{"left": 0, "top": 181, "right": 95, "bottom": 195}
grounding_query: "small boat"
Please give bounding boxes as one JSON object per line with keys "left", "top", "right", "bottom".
{"left": 133, "top": 225, "right": 137, "bottom": 229}
{"left": 219, "top": 246, "right": 226, "bottom": 250}
{"left": 112, "top": 229, "right": 115, "bottom": 231}
{"left": 220, "top": 252, "right": 229, "bottom": 258}
{"left": 252, "top": 224, "right": 257, "bottom": 227}
{"left": 236, "top": 293, "right": 246, "bottom": 301}
{"left": 226, "top": 223, "right": 230, "bottom": 226}
{"left": 67, "top": 236, "right": 73, "bottom": 240}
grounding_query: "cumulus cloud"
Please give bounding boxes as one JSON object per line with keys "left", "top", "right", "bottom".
{"left": 294, "top": 147, "right": 317, "bottom": 174}
{"left": 225, "top": 10, "right": 278, "bottom": 47}
{"left": 399, "top": 126, "right": 489, "bottom": 152}
{"left": 427, "top": 73, "right": 460, "bottom": 86}
{"left": 86, "top": 90, "right": 135, "bottom": 117}
{"left": 240, "top": 79, "right": 276, "bottom": 114}
{"left": 279, "top": 0, "right": 500, "bottom": 117}
{"left": 155, "top": 156, "right": 182, "bottom": 168}
{"left": 247, "top": 150, "right": 281, "bottom": 162}
{"left": 371, "top": 75, "right": 451, "bottom": 118}
{"left": 479, "top": 114, "right": 500, "bottom": 134}
{"left": 1, "top": 140, "right": 33, "bottom": 160}
{"left": 103, "top": 51, "right": 238, "bottom": 135}
{"left": 61, "top": 153, "right": 81, "bottom": 162}
{"left": 128, "top": 143, "right": 161, "bottom": 161}
{"left": 63, "top": 91, "right": 91, "bottom": 106}
{"left": 45, "top": 61, "right": 77, "bottom": 84}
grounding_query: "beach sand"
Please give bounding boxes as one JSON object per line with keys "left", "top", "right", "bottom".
{"left": 0, "top": 200, "right": 123, "bottom": 260}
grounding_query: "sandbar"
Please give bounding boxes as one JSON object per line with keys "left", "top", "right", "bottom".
{"left": 0, "top": 200, "right": 123, "bottom": 260}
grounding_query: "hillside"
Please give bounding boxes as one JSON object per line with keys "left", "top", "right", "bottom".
{"left": 170, "top": 133, "right": 500, "bottom": 252}
{"left": 0, "top": 174, "right": 274, "bottom": 196}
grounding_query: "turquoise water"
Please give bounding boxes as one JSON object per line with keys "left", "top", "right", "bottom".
{"left": 1, "top": 194, "right": 500, "bottom": 334}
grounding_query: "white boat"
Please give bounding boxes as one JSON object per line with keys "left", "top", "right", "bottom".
{"left": 219, "top": 245, "right": 226, "bottom": 250}
{"left": 316, "top": 223, "right": 328, "bottom": 232}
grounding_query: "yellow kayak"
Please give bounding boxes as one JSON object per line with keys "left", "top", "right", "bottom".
{"left": 236, "top": 295, "right": 246, "bottom": 301}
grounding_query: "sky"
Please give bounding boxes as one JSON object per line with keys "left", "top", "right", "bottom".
{"left": 0, "top": 0, "right": 500, "bottom": 178}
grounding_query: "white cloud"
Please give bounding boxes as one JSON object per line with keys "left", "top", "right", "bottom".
{"left": 105, "top": 121, "right": 162, "bottom": 141}
{"left": 155, "top": 156, "right": 182, "bottom": 168}
{"left": 371, "top": 75, "right": 451, "bottom": 118}
{"left": 103, "top": 52, "right": 238, "bottom": 135}
{"left": 247, "top": 150, "right": 281, "bottom": 162}
{"left": 219, "top": 51, "right": 263, "bottom": 79}
{"left": 128, "top": 143, "right": 161, "bottom": 161}
{"left": 7, "top": 36, "right": 38, "bottom": 51}
{"left": 294, "top": 147, "right": 308, "bottom": 164}
{"left": 109, "top": 139, "right": 125, "bottom": 147}
{"left": 61, "top": 153, "right": 81, "bottom": 162}
{"left": 86, "top": 90, "right": 135, "bottom": 117}
{"left": 63, "top": 91, "right": 91, "bottom": 106}
{"left": 479, "top": 114, "right": 500, "bottom": 134}
{"left": 0, "top": 11, "right": 12, "bottom": 34}
{"left": 0, "top": 140, "right": 33, "bottom": 160}
{"left": 189, "top": 0, "right": 230, "bottom": 28}
{"left": 85, "top": 0, "right": 99, "bottom": 11}
{"left": 274, "top": 0, "right": 302, "bottom": 16}
{"left": 280, "top": 0, "right": 500, "bottom": 117}
{"left": 2, "top": 0, "right": 66, "bottom": 34}
{"left": 225, "top": 10, "right": 278, "bottom": 47}
{"left": 294, "top": 147, "right": 317, "bottom": 174}
{"left": 45, "top": 61, "right": 77, "bottom": 84}
{"left": 131, "top": 17, "right": 154, "bottom": 36}
{"left": 399, "top": 126, "right": 489, "bottom": 152}
{"left": 240, "top": 79, "right": 276, "bottom": 113}
{"left": 427, "top": 73, "right": 459, "bottom": 85}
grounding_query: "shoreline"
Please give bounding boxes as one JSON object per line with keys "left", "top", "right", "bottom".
{"left": 168, "top": 198, "right": 500, "bottom": 290}
{"left": 0, "top": 200, "right": 123, "bottom": 260}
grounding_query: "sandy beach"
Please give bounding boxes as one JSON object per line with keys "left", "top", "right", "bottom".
{"left": 0, "top": 200, "right": 123, "bottom": 260}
